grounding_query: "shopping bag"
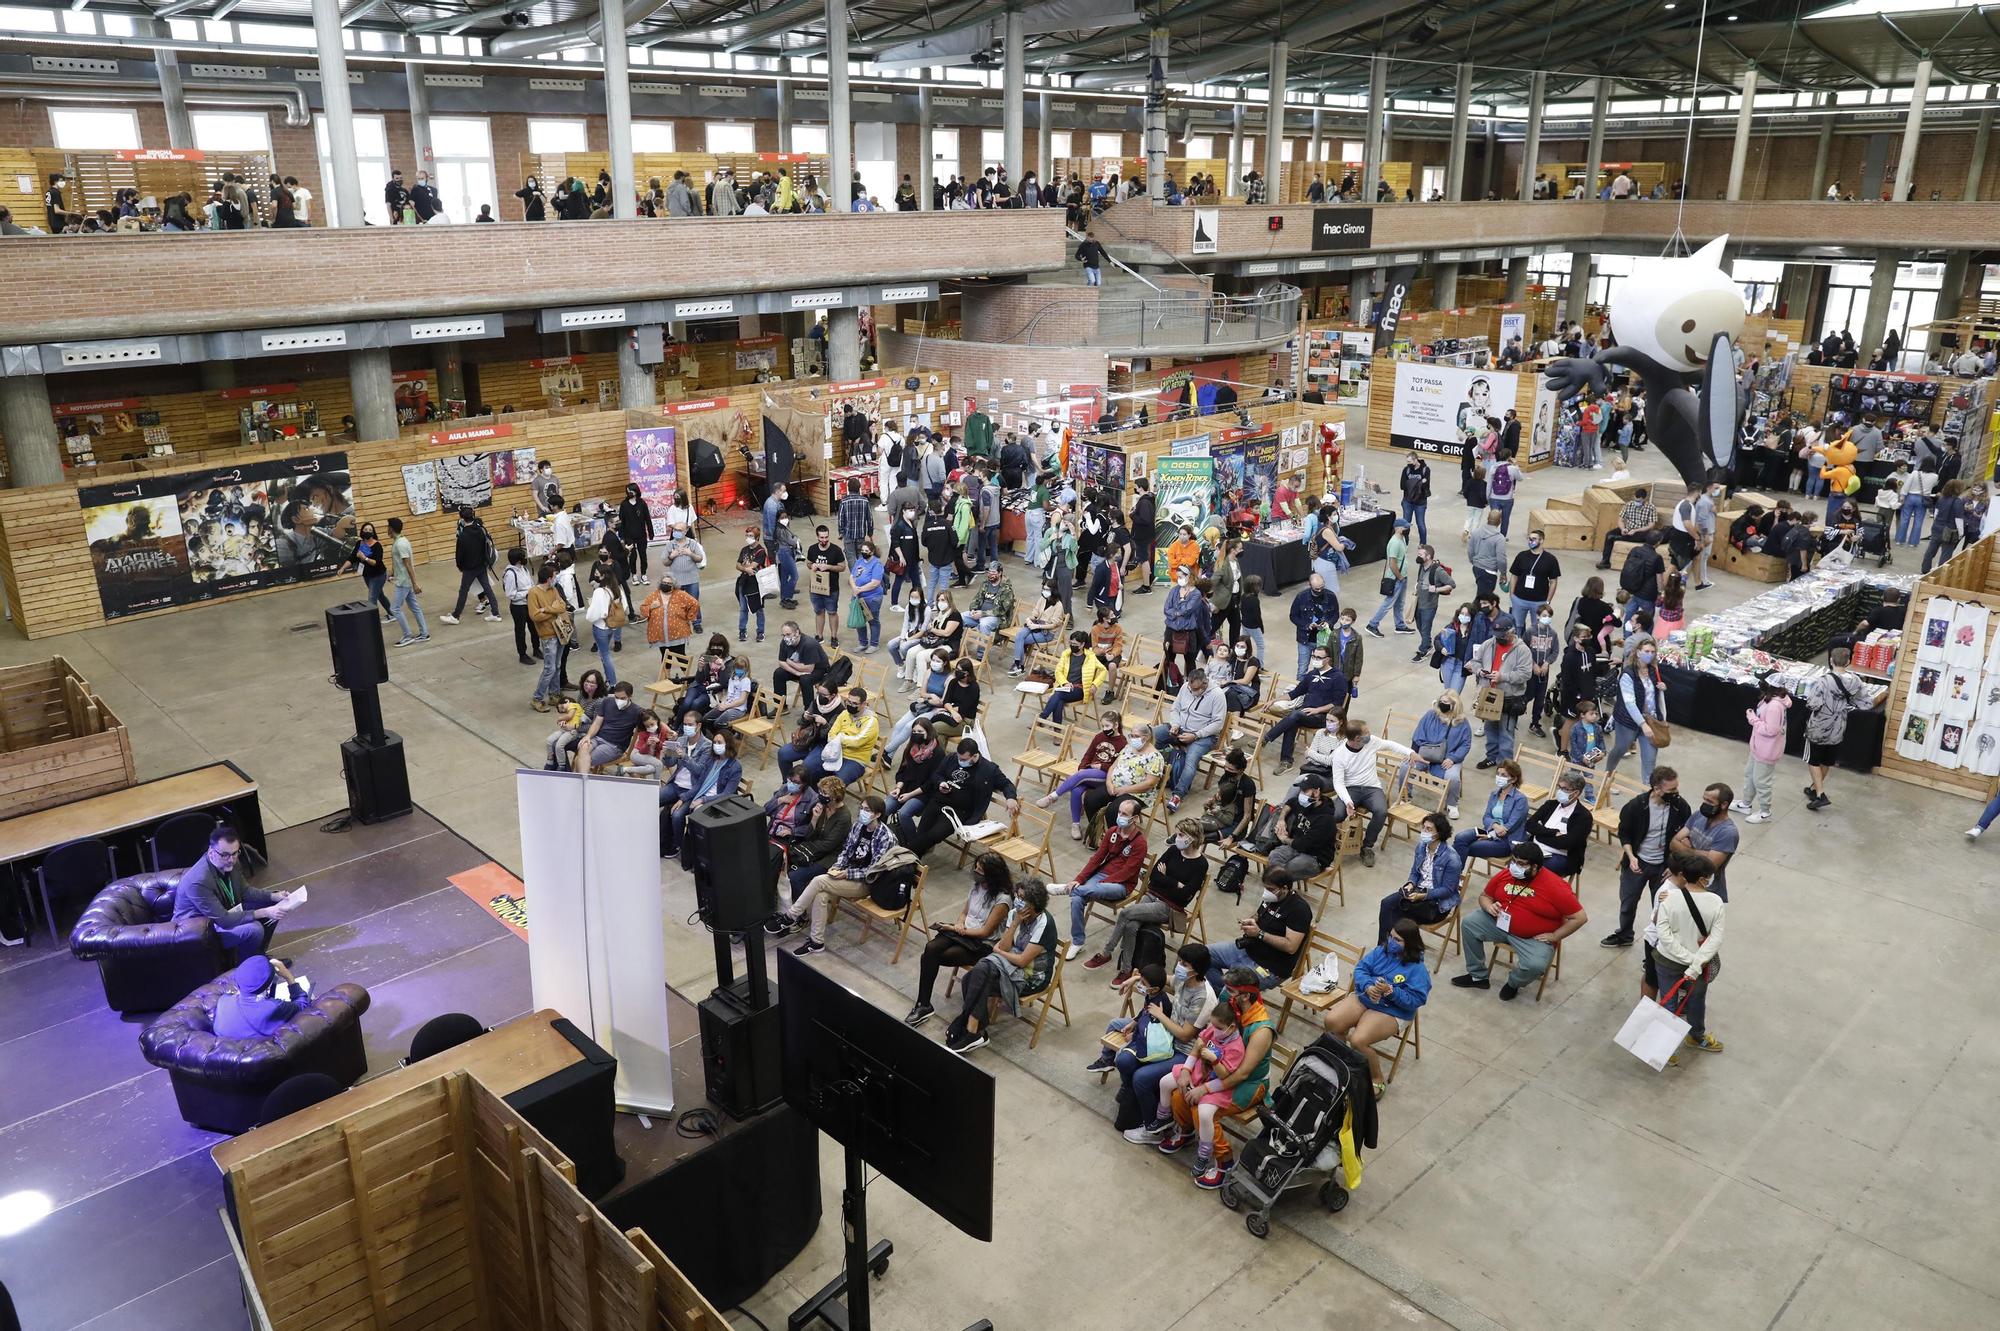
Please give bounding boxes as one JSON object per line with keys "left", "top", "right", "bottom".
{"left": 755, "top": 565, "right": 781, "bottom": 600}
{"left": 1613, "top": 985, "right": 1692, "bottom": 1071}
{"left": 1471, "top": 684, "right": 1506, "bottom": 722}
{"left": 846, "top": 597, "right": 868, "bottom": 630}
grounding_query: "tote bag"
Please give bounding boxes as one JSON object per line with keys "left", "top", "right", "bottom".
{"left": 1613, "top": 979, "right": 1692, "bottom": 1071}
{"left": 755, "top": 565, "right": 781, "bottom": 600}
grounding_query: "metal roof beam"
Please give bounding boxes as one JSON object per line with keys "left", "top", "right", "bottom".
{"left": 1878, "top": 14, "right": 1972, "bottom": 84}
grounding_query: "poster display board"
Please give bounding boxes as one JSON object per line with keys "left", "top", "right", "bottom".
{"left": 625, "top": 425, "right": 679, "bottom": 518}
{"left": 1528, "top": 382, "right": 1560, "bottom": 465}
{"left": 1151, "top": 455, "right": 1216, "bottom": 576}
{"left": 78, "top": 452, "right": 353, "bottom": 619}
{"left": 1387, "top": 361, "right": 1521, "bottom": 456}
{"left": 1070, "top": 442, "right": 1128, "bottom": 494}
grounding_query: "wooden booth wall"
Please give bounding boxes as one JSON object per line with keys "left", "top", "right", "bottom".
{"left": 1077, "top": 399, "right": 1336, "bottom": 500}
{"left": 1875, "top": 531, "right": 2000, "bottom": 802}
{"left": 17, "top": 147, "right": 279, "bottom": 224}
{"left": 1362, "top": 355, "right": 1546, "bottom": 469}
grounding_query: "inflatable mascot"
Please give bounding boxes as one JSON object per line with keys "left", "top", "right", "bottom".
{"left": 1543, "top": 235, "right": 1747, "bottom": 492}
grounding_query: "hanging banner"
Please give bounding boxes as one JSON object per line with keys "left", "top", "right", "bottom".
{"left": 1373, "top": 265, "right": 1417, "bottom": 345}
{"left": 1388, "top": 362, "right": 1521, "bottom": 457}
{"left": 78, "top": 452, "right": 353, "bottom": 619}
{"left": 1191, "top": 206, "right": 1219, "bottom": 255}
{"left": 1151, "top": 455, "right": 1215, "bottom": 576}
{"left": 625, "top": 426, "right": 679, "bottom": 518}
{"left": 1308, "top": 206, "right": 1374, "bottom": 252}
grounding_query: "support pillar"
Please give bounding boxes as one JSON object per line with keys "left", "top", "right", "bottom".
{"left": 144, "top": 19, "right": 193, "bottom": 148}
{"left": 826, "top": 308, "right": 861, "bottom": 382}
{"left": 309, "top": 0, "right": 365, "bottom": 228}
{"left": 1778, "top": 263, "right": 1815, "bottom": 322}
{"left": 1363, "top": 58, "right": 1387, "bottom": 202}
{"left": 918, "top": 86, "right": 933, "bottom": 210}
{"left": 618, "top": 332, "right": 657, "bottom": 409}
{"left": 1584, "top": 76, "right": 1610, "bottom": 201}
{"left": 1725, "top": 67, "right": 1756, "bottom": 201}
{"left": 1893, "top": 57, "right": 1931, "bottom": 203}
{"left": 601, "top": 0, "right": 636, "bottom": 218}
{"left": 1227, "top": 104, "right": 1243, "bottom": 196}
{"left": 1145, "top": 29, "right": 1168, "bottom": 201}
{"left": 1967, "top": 108, "right": 1991, "bottom": 201}
{"left": 1480, "top": 118, "right": 1497, "bottom": 198}
{"left": 1348, "top": 269, "right": 1375, "bottom": 322}
{"left": 1446, "top": 64, "right": 1470, "bottom": 202}
{"left": 1434, "top": 262, "right": 1461, "bottom": 310}
{"left": 1263, "top": 40, "right": 1287, "bottom": 202}
{"left": 404, "top": 40, "right": 434, "bottom": 183}
{"left": 1810, "top": 105, "right": 1834, "bottom": 200}
{"left": 776, "top": 78, "right": 793, "bottom": 153}
{"left": 348, "top": 348, "right": 398, "bottom": 443}
{"left": 433, "top": 344, "right": 466, "bottom": 406}
{"left": 0, "top": 374, "right": 63, "bottom": 488}
{"left": 1308, "top": 107, "right": 1323, "bottom": 184}
{"left": 1519, "top": 71, "right": 1545, "bottom": 202}
{"left": 1938, "top": 251, "right": 1970, "bottom": 321}
{"left": 1565, "top": 250, "right": 1591, "bottom": 324}
{"left": 1506, "top": 256, "right": 1529, "bottom": 305}
{"left": 1857, "top": 250, "right": 1901, "bottom": 355}
{"left": 1002, "top": 7, "right": 1025, "bottom": 182}
{"left": 826, "top": 0, "right": 852, "bottom": 210}
{"left": 1037, "top": 89, "right": 1052, "bottom": 186}
{"left": 199, "top": 361, "right": 236, "bottom": 391}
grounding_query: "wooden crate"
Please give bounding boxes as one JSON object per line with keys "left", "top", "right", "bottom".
{"left": 224, "top": 1070, "right": 727, "bottom": 1331}
{"left": 1531, "top": 508, "right": 1596, "bottom": 551}
{"left": 0, "top": 656, "right": 133, "bottom": 818}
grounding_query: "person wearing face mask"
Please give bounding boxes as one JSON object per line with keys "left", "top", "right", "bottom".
{"left": 1603, "top": 764, "right": 1687, "bottom": 948}
{"left": 1050, "top": 797, "right": 1149, "bottom": 961}
{"left": 1603, "top": 632, "right": 1667, "bottom": 783}
{"left": 1379, "top": 813, "right": 1461, "bottom": 945}
{"left": 761, "top": 483, "right": 800, "bottom": 609}
{"left": 659, "top": 729, "right": 743, "bottom": 857}
{"left": 763, "top": 769, "right": 825, "bottom": 853}
{"left": 1524, "top": 601, "right": 1562, "bottom": 739}
{"left": 343, "top": 521, "right": 393, "bottom": 624}
{"left": 1670, "top": 782, "right": 1739, "bottom": 901}
{"left": 1221, "top": 637, "right": 1262, "bottom": 712}
{"left": 1506, "top": 528, "right": 1562, "bottom": 630}
{"left": 900, "top": 738, "right": 1022, "bottom": 858}
{"left": 1398, "top": 454, "right": 1433, "bottom": 544}
{"left": 1318, "top": 720, "right": 1395, "bottom": 867}
{"left": 1450, "top": 759, "right": 1529, "bottom": 881}
{"left": 1199, "top": 868, "right": 1310, "bottom": 996}
{"left": 1264, "top": 776, "right": 1343, "bottom": 880}
{"left": 1269, "top": 645, "right": 1352, "bottom": 772}
{"left": 1107, "top": 946, "right": 1215, "bottom": 1131}
{"left": 886, "top": 501, "right": 923, "bottom": 607}
{"left": 623, "top": 707, "right": 674, "bottom": 781}
{"left": 1154, "top": 672, "right": 1227, "bottom": 811}
{"left": 572, "top": 681, "right": 647, "bottom": 774}
{"left": 1405, "top": 693, "right": 1473, "bottom": 818}
{"left": 1468, "top": 614, "right": 1533, "bottom": 767}
{"left": 1036, "top": 715, "right": 1127, "bottom": 836}
{"left": 1643, "top": 851, "right": 1725, "bottom": 1057}
{"left": 944, "top": 879, "right": 1058, "bottom": 1053}
{"left": 1432, "top": 601, "right": 1478, "bottom": 694}
{"left": 1165, "top": 525, "right": 1202, "bottom": 586}
{"left": 660, "top": 523, "right": 705, "bottom": 629}
{"left": 966, "top": 565, "right": 1015, "bottom": 638}
{"left": 1090, "top": 818, "right": 1210, "bottom": 979}
{"left": 768, "top": 795, "right": 904, "bottom": 955}
{"left": 616, "top": 483, "right": 656, "bottom": 586}
{"left": 1288, "top": 572, "right": 1340, "bottom": 680}
{"left": 1043, "top": 632, "right": 1108, "bottom": 723}
{"left": 1129, "top": 969, "right": 1276, "bottom": 1189}
{"left": 1366, "top": 518, "right": 1416, "bottom": 639}
{"left": 906, "top": 853, "right": 1014, "bottom": 1028}
{"left": 884, "top": 720, "right": 950, "bottom": 828}
{"left": 1451, "top": 842, "right": 1588, "bottom": 1000}
{"left": 800, "top": 686, "right": 880, "bottom": 785}
{"left": 1330, "top": 609, "right": 1367, "bottom": 694}
{"left": 1524, "top": 771, "right": 1592, "bottom": 876}
{"left": 1125, "top": 477, "right": 1157, "bottom": 592}
{"left": 1322, "top": 919, "right": 1432, "bottom": 1096}
{"left": 1408, "top": 544, "right": 1455, "bottom": 663}
{"left": 1159, "top": 566, "right": 1212, "bottom": 690}
{"left": 773, "top": 776, "right": 851, "bottom": 899}
{"left": 771, "top": 621, "right": 831, "bottom": 712}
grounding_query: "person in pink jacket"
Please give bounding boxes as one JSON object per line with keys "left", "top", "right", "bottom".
{"left": 1734, "top": 677, "right": 1791, "bottom": 823}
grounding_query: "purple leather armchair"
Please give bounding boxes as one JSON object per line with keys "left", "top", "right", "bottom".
{"left": 140, "top": 971, "right": 370, "bottom": 1134}
{"left": 68, "top": 871, "right": 230, "bottom": 1014}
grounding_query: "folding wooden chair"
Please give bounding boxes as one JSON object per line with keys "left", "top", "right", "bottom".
{"left": 1418, "top": 900, "right": 1462, "bottom": 959}
{"left": 837, "top": 865, "right": 929, "bottom": 964}
{"left": 1097, "top": 985, "right": 1139, "bottom": 1085}
{"left": 1012, "top": 718, "right": 1074, "bottom": 792}
{"left": 1082, "top": 878, "right": 1146, "bottom": 941}
{"left": 976, "top": 802, "right": 1058, "bottom": 882}
{"left": 1388, "top": 769, "right": 1450, "bottom": 840}
{"left": 1016, "top": 950, "right": 1072, "bottom": 1049}
{"left": 1271, "top": 928, "right": 1357, "bottom": 1042}
{"left": 961, "top": 628, "right": 998, "bottom": 686}
{"left": 1012, "top": 645, "right": 1060, "bottom": 718}
{"left": 729, "top": 691, "right": 783, "bottom": 769}
{"left": 1590, "top": 771, "right": 1647, "bottom": 846}
{"left": 849, "top": 656, "right": 894, "bottom": 723}
{"left": 1515, "top": 749, "right": 1561, "bottom": 804}
{"left": 1309, "top": 817, "right": 1365, "bottom": 914}
{"left": 1125, "top": 634, "right": 1166, "bottom": 681}
{"left": 1487, "top": 936, "right": 1564, "bottom": 1001}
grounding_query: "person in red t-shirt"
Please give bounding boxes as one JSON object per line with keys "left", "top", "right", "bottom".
{"left": 1450, "top": 842, "right": 1587, "bottom": 1000}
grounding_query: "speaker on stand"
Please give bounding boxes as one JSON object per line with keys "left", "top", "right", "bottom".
{"left": 686, "top": 794, "right": 782, "bottom": 1120}
{"left": 326, "top": 602, "right": 412, "bottom": 825}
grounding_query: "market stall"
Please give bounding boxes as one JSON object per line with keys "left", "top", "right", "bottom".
{"left": 1876, "top": 531, "right": 2000, "bottom": 801}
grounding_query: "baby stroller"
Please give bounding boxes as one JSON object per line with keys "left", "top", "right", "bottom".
{"left": 1855, "top": 518, "right": 1892, "bottom": 567}
{"left": 1218, "top": 1035, "right": 1358, "bottom": 1237}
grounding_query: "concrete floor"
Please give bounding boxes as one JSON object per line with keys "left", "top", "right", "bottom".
{"left": 8, "top": 441, "right": 1997, "bottom": 1331}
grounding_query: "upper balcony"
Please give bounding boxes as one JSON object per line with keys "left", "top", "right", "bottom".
{"left": 1, "top": 210, "right": 1072, "bottom": 346}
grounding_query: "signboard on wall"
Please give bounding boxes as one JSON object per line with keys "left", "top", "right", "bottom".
{"left": 1388, "top": 362, "right": 1520, "bottom": 457}
{"left": 77, "top": 452, "right": 353, "bottom": 619}
{"left": 1309, "top": 206, "right": 1374, "bottom": 253}
{"left": 1499, "top": 311, "right": 1527, "bottom": 351}
{"left": 1191, "top": 207, "right": 1219, "bottom": 255}
{"left": 1528, "top": 382, "right": 1559, "bottom": 465}
{"left": 625, "top": 426, "right": 679, "bottom": 519}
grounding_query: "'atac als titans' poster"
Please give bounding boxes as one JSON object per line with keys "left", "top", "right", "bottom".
{"left": 79, "top": 452, "right": 354, "bottom": 619}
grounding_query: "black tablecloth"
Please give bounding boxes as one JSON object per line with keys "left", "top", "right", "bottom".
{"left": 1660, "top": 662, "right": 1884, "bottom": 772}
{"left": 1239, "top": 538, "right": 1312, "bottom": 593}
{"left": 1342, "top": 512, "right": 1396, "bottom": 568}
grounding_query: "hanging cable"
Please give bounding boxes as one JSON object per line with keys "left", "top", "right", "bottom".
{"left": 1670, "top": 0, "right": 1712, "bottom": 255}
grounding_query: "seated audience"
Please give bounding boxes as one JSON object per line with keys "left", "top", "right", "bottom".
{"left": 1320, "top": 918, "right": 1431, "bottom": 1096}
{"left": 1451, "top": 843, "right": 1588, "bottom": 1000}
{"left": 944, "top": 879, "right": 1059, "bottom": 1052}
{"left": 904, "top": 853, "right": 1014, "bottom": 1028}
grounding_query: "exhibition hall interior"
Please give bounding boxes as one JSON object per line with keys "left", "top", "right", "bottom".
{"left": 4, "top": 0, "right": 2000, "bottom": 1328}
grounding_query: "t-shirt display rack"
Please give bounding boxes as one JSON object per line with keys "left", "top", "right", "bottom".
{"left": 1878, "top": 531, "right": 2000, "bottom": 801}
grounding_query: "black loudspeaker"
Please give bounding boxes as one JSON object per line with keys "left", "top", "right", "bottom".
{"left": 342, "top": 733, "right": 412, "bottom": 824}
{"left": 325, "top": 601, "right": 387, "bottom": 689}
{"left": 698, "top": 983, "right": 783, "bottom": 1120}
{"left": 686, "top": 795, "right": 775, "bottom": 932}
{"left": 689, "top": 438, "right": 726, "bottom": 488}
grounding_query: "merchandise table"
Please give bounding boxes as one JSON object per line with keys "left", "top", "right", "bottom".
{"left": 1658, "top": 663, "right": 1885, "bottom": 772}
{"left": 1239, "top": 537, "right": 1312, "bottom": 592}
{"left": 1341, "top": 510, "right": 1396, "bottom": 568}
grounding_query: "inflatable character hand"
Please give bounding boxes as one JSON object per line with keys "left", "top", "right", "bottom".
{"left": 1542, "top": 356, "right": 1609, "bottom": 401}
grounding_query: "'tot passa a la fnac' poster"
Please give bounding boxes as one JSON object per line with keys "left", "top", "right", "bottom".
{"left": 1388, "top": 362, "right": 1520, "bottom": 457}
{"left": 78, "top": 452, "right": 355, "bottom": 619}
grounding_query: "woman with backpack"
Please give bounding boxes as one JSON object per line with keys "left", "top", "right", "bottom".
{"left": 1487, "top": 450, "right": 1522, "bottom": 536}
{"left": 1460, "top": 442, "right": 1489, "bottom": 538}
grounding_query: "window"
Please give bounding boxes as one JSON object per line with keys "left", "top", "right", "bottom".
{"left": 930, "top": 128, "right": 959, "bottom": 165}
{"left": 632, "top": 121, "right": 677, "bottom": 153}
{"left": 528, "top": 119, "right": 588, "bottom": 154}
{"left": 191, "top": 111, "right": 270, "bottom": 153}
{"left": 1281, "top": 140, "right": 1295, "bottom": 162}
{"left": 315, "top": 113, "right": 391, "bottom": 226}
{"left": 705, "top": 122, "right": 755, "bottom": 153}
{"left": 792, "top": 124, "right": 829, "bottom": 154}
{"left": 1182, "top": 134, "right": 1210, "bottom": 157}
{"left": 1089, "top": 132, "right": 1123, "bottom": 159}
{"left": 429, "top": 117, "right": 495, "bottom": 223}
{"left": 50, "top": 107, "right": 140, "bottom": 150}
{"left": 1341, "top": 140, "right": 1364, "bottom": 162}
{"left": 1050, "top": 131, "right": 1073, "bottom": 158}
{"left": 981, "top": 129, "right": 1004, "bottom": 171}
{"left": 0, "top": 7, "right": 60, "bottom": 33}
{"left": 856, "top": 122, "right": 896, "bottom": 206}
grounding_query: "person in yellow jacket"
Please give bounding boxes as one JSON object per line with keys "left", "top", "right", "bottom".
{"left": 774, "top": 167, "right": 799, "bottom": 214}
{"left": 807, "top": 684, "right": 880, "bottom": 784}
{"left": 1041, "top": 630, "right": 1109, "bottom": 723}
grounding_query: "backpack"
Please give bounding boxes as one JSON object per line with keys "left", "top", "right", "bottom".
{"left": 886, "top": 439, "right": 903, "bottom": 469}
{"left": 1490, "top": 464, "right": 1516, "bottom": 499}
{"left": 605, "top": 595, "right": 629, "bottom": 630}
{"left": 821, "top": 653, "right": 855, "bottom": 691}
{"left": 1215, "top": 853, "right": 1249, "bottom": 898}
{"left": 869, "top": 862, "right": 918, "bottom": 910}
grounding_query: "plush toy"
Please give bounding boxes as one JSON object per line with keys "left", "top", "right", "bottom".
{"left": 1544, "top": 235, "right": 1746, "bottom": 492}
{"left": 1819, "top": 433, "right": 1858, "bottom": 494}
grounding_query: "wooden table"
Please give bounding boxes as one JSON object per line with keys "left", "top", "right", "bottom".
{"left": 212, "top": 1008, "right": 584, "bottom": 1173}
{"left": 0, "top": 760, "right": 257, "bottom": 867}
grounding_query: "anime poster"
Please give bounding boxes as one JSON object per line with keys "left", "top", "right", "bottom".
{"left": 625, "top": 426, "right": 679, "bottom": 518}
{"left": 1071, "top": 443, "right": 1127, "bottom": 495}
{"left": 1244, "top": 438, "right": 1280, "bottom": 513}
{"left": 1211, "top": 443, "right": 1247, "bottom": 513}
{"left": 78, "top": 453, "right": 353, "bottom": 619}
{"left": 434, "top": 453, "right": 494, "bottom": 510}
{"left": 1151, "top": 455, "right": 1215, "bottom": 578}
{"left": 402, "top": 463, "right": 440, "bottom": 515}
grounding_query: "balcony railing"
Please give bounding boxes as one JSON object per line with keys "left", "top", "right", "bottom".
{"left": 1016, "top": 283, "right": 1302, "bottom": 349}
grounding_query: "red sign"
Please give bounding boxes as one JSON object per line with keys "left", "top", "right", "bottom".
{"left": 219, "top": 384, "right": 300, "bottom": 399}
{"left": 827, "top": 377, "right": 883, "bottom": 393}
{"left": 736, "top": 333, "right": 781, "bottom": 347}
{"left": 427, "top": 422, "right": 514, "bottom": 449}
{"left": 758, "top": 153, "right": 811, "bottom": 163}
{"left": 392, "top": 370, "right": 430, "bottom": 384}
{"left": 52, "top": 397, "right": 140, "bottom": 414}
{"left": 115, "top": 148, "right": 204, "bottom": 162}
{"left": 529, "top": 356, "right": 579, "bottom": 368}
{"left": 665, "top": 397, "right": 730, "bottom": 415}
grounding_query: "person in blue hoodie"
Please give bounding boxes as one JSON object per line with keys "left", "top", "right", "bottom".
{"left": 1403, "top": 692, "right": 1474, "bottom": 816}
{"left": 1321, "top": 918, "right": 1431, "bottom": 1094}
{"left": 1377, "top": 811, "right": 1461, "bottom": 944}
{"left": 1288, "top": 573, "right": 1340, "bottom": 679}
{"left": 212, "top": 955, "right": 300, "bottom": 1040}
{"left": 1431, "top": 594, "right": 1495, "bottom": 694}
{"left": 1451, "top": 759, "right": 1528, "bottom": 882}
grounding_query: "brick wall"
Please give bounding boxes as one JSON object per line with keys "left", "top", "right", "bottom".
{"left": 960, "top": 284, "right": 1101, "bottom": 344}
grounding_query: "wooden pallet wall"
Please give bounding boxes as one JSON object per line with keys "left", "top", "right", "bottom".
{"left": 1875, "top": 532, "right": 2000, "bottom": 801}
{"left": 1075, "top": 400, "right": 1334, "bottom": 499}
